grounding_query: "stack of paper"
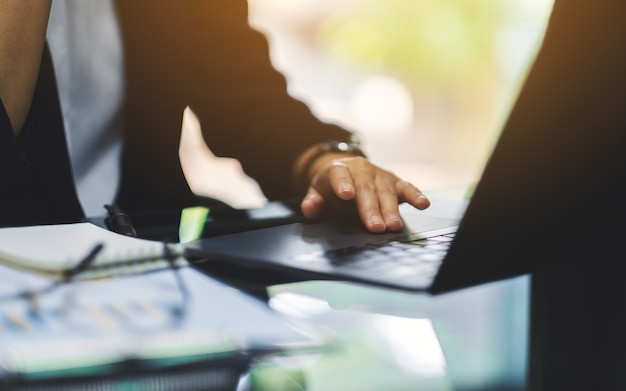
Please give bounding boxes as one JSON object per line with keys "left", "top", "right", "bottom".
{"left": 0, "top": 226, "right": 328, "bottom": 389}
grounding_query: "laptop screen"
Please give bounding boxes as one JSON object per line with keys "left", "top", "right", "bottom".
{"left": 429, "top": 0, "right": 626, "bottom": 293}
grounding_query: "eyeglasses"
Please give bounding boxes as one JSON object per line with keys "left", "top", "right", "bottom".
{"left": 0, "top": 242, "right": 190, "bottom": 333}
{"left": 0, "top": 246, "right": 250, "bottom": 388}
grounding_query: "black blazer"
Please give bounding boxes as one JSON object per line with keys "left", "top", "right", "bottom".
{"left": 0, "top": 0, "right": 353, "bottom": 226}
{"left": 0, "top": 45, "right": 83, "bottom": 226}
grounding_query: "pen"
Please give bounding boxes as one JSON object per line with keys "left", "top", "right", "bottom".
{"left": 104, "top": 204, "right": 137, "bottom": 237}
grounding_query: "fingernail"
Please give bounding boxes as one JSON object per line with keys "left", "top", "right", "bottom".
{"left": 339, "top": 184, "right": 352, "bottom": 194}
{"left": 369, "top": 215, "right": 384, "bottom": 226}
{"left": 389, "top": 214, "right": 402, "bottom": 224}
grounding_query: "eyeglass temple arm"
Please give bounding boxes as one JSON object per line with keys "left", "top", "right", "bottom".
{"left": 63, "top": 243, "right": 105, "bottom": 282}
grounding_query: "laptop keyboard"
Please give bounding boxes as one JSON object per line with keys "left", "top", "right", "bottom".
{"left": 292, "top": 231, "right": 456, "bottom": 279}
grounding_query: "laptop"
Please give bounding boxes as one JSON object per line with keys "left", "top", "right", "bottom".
{"left": 185, "top": 1, "right": 626, "bottom": 294}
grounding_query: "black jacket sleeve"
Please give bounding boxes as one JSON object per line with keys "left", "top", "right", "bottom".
{"left": 115, "top": 0, "right": 355, "bottom": 211}
{"left": 182, "top": 1, "right": 354, "bottom": 199}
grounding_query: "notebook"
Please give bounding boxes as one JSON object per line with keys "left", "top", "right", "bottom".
{"left": 185, "top": 0, "right": 626, "bottom": 294}
{"left": 0, "top": 222, "right": 184, "bottom": 279}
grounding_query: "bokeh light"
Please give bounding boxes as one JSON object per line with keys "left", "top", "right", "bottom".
{"left": 350, "top": 75, "right": 414, "bottom": 134}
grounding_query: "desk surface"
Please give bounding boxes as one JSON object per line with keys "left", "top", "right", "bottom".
{"left": 4, "top": 189, "right": 528, "bottom": 391}
{"left": 247, "top": 268, "right": 529, "bottom": 391}
{"left": 244, "top": 191, "right": 529, "bottom": 391}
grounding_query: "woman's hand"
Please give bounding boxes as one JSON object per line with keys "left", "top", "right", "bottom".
{"left": 299, "top": 152, "right": 430, "bottom": 233}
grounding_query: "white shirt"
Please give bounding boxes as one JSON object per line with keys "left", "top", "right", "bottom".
{"left": 46, "top": 0, "right": 124, "bottom": 217}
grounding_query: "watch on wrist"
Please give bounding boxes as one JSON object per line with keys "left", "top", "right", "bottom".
{"left": 317, "top": 140, "right": 366, "bottom": 158}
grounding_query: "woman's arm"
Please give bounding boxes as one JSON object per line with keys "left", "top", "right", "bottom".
{"left": 0, "top": 0, "right": 51, "bottom": 135}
